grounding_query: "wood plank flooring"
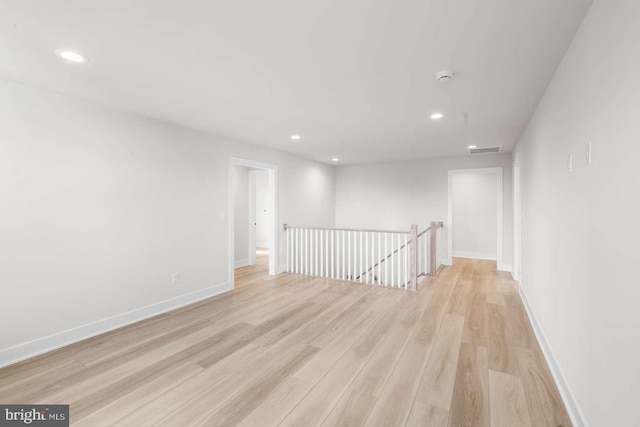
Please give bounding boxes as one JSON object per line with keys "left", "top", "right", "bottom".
{"left": 0, "top": 255, "right": 572, "bottom": 426}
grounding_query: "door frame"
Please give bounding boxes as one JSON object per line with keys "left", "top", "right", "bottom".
{"left": 447, "top": 167, "right": 506, "bottom": 271}
{"left": 247, "top": 169, "right": 257, "bottom": 266}
{"left": 228, "top": 157, "right": 278, "bottom": 290}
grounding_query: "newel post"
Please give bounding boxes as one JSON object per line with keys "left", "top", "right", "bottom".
{"left": 409, "top": 224, "right": 418, "bottom": 291}
{"left": 429, "top": 221, "right": 437, "bottom": 276}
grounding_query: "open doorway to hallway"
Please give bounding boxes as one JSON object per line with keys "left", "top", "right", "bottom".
{"left": 229, "top": 158, "right": 278, "bottom": 290}
{"left": 233, "top": 166, "right": 270, "bottom": 269}
{"left": 250, "top": 169, "right": 270, "bottom": 267}
{"left": 447, "top": 167, "right": 504, "bottom": 269}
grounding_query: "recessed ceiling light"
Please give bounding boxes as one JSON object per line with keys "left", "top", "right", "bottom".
{"left": 468, "top": 145, "right": 477, "bottom": 149}
{"left": 291, "top": 134, "right": 301, "bottom": 140}
{"left": 55, "top": 49, "right": 88, "bottom": 63}
{"left": 331, "top": 158, "right": 339, "bottom": 162}
{"left": 430, "top": 112, "right": 443, "bottom": 120}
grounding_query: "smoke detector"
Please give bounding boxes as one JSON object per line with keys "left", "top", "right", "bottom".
{"left": 436, "top": 70, "right": 454, "bottom": 83}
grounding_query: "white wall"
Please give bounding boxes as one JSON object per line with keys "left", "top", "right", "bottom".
{"left": 233, "top": 166, "right": 250, "bottom": 266}
{"left": 452, "top": 172, "right": 497, "bottom": 259}
{"left": 0, "top": 80, "right": 336, "bottom": 362}
{"left": 512, "top": 0, "right": 640, "bottom": 425}
{"left": 335, "top": 153, "right": 513, "bottom": 268}
{"left": 254, "top": 170, "right": 269, "bottom": 248}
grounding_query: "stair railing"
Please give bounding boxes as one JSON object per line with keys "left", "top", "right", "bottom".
{"left": 284, "top": 221, "right": 444, "bottom": 291}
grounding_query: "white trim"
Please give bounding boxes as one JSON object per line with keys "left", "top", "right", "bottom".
{"left": 229, "top": 157, "right": 279, "bottom": 290}
{"left": 278, "top": 263, "right": 287, "bottom": 274}
{"left": 447, "top": 167, "right": 503, "bottom": 268}
{"left": 453, "top": 250, "right": 497, "bottom": 261}
{"left": 498, "top": 263, "right": 512, "bottom": 274}
{"left": 234, "top": 258, "right": 250, "bottom": 268}
{"left": 519, "top": 286, "right": 587, "bottom": 427}
{"left": 0, "top": 282, "right": 230, "bottom": 369}
{"left": 248, "top": 170, "right": 257, "bottom": 266}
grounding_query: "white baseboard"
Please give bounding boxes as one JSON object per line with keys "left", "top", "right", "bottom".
{"left": 498, "top": 263, "right": 513, "bottom": 273}
{"left": 453, "top": 250, "right": 497, "bottom": 261}
{"left": 278, "top": 264, "right": 287, "bottom": 274}
{"left": 234, "top": 258, "right": 249, "bottom": 268}
{"left": 519, "top": 286, "right": 587, "bottom": 427}
{"left": 441, "top": 258, "right": 452, "bottom": 266}
{"left": 0, "top": 282, "right": 231, "bottom": 369}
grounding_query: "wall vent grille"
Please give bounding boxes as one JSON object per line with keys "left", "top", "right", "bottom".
{"left": 469, "top": 146, "right": 501, "bottom": 154}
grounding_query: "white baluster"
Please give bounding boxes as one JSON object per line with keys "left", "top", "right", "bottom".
{"left": 309, "top": 228, "right": 312, "bottom": 276}
{"left": 384, "top": 233, "right": 388, "bottom": 286}
{"left": 305, "top": 229, "right": 309, "bottom": 275}
{"left": 325, "top": 230, "right": 329, "bottom": 278}
{"left": 347, "top": 231, "right": 351, "bottom": 281}
{"left": 319, "top": 229, "right": 323, "bottom": 277}
{"left": 397, "top": 234, "right": 401, "bottom": 287}
{"left": 404, "top": 234, "right": 409, "bottom": 288}
{"left": 322, "top": 229, "right": 326, "bottom": 278}
{"left": 396, "top": 237, "right": 400, "bottom": 287}
{"left": 343, "top": 231, "right": 348, "bottom": 280}
{"left": 294, "top": 228, "right": 299, "bottom": 273}
{"left": 365, "top": 232, "right": 369, "bottom": 283}
{"left": 336, "top": 230, "right": 340, "bottom": 280}
{"left": 425, "top": 232, "right": 428, "bottom": 277}
{"left": 391, "top": 234, "right": 395, "bottom": 286}
{"left": 377, "top": 232, "right": 381, "bottom": 285}
{"left": 331, "top": 230, "right": 335, "bottom": 279}
{"left": 287, "top": 229, "right": 295, "bottom": 273}
{"left": 358, "top": 231, "right": 362, "bottom": 282}
{"left": 335, "top": 231, "right": 342, "bottom": 280}
{"left": 318, "top": 229, "right": 321, "bottom": 276}
{"left": 373, "top": 232, "right": 377, "bottom": 283}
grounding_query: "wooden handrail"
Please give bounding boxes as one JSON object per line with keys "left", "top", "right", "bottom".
{"left": 416, "top": 227, "right": 431, "bottom": 239}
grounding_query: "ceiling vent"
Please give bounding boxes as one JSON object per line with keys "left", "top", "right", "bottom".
{"left": 469, "top": 146, "right": 501, "bottom": 155}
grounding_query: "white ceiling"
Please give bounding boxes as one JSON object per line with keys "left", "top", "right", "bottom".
{"left": 0, "top": 0, "right": 593, "bottom": 164}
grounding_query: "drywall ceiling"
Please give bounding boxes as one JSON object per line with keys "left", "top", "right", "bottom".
{"left": 0, "top": 0, "right": 593, "bottom": 164}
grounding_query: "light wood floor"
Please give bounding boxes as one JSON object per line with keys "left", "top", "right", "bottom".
{"left": 0, "top": 255, "right": 571, "bottom": 426}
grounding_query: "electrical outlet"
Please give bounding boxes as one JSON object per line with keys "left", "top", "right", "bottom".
{"left": 172, "top": 273, "right": 180, "bottom": 285}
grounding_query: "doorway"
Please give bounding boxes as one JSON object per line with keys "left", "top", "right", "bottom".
{"left": 447, "top": 167, "right": 504, "bottom": 269}
{"left": 248, "top": 169, "right": 270, "bottom": 266}
{"left": 228, "top": 158, "right": 278, "bottom": 290}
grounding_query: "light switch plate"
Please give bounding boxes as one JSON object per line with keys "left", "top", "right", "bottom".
{"left": 568, "top": 153, "right": 573, "bottom": 172}
{"left": 586, "top": 142, "right": 592, "bottom": 164}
